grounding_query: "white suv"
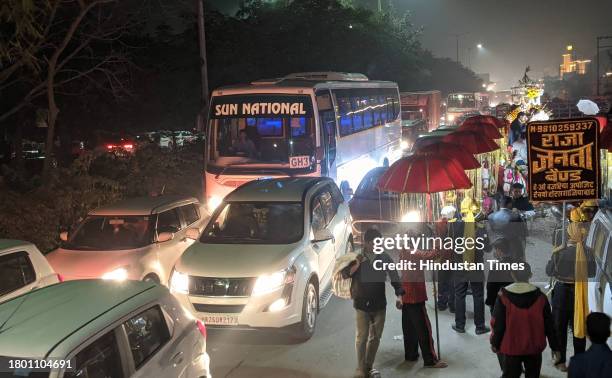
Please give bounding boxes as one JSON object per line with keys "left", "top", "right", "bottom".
{"left": 0, "top": 239, "right": 60, "bottom": 303}
{"left": 170, "top": 177, "right": 353, "bottom": 340}
{"left": 47, "top": 196, "right": 207, "bottom": 286}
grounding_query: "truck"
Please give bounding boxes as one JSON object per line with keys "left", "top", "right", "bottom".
{"left": 400, "top": 90, "right": 441, "bottom": 148}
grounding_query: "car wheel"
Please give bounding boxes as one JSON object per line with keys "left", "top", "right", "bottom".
{"left": 143, "top": 274, "right": 160, "bottom": 284}
{"left": 294, "top": 280, "right": 317, "bottom": 341}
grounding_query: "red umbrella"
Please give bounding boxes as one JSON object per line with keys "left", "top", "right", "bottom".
{"left": 460, "top": 118, "right": 503, "bottom": 139}
{"left": 599, "top": 119, "right": 612, "bottom": 151}
{"left": 377, "top": 154, "right": 472, "bottom": 193}
{"left": 414, "top": 142, "right": 480, "bottom": 170}
{"left": 443, "top": 130, "right": 499, "bottom": 154}
{"left": 466, "top": 114, "right": 508, "bottom": 129}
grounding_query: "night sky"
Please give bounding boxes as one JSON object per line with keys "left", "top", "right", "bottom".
{"left": 207, "top": 0, "right": 612, "bottom": 90}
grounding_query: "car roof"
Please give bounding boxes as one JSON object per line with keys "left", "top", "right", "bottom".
{"left": 225, "top": 177, "right": 332, "bottom": 202}
{"left": 0, "top": 239, "right": 33, "bottom": 252}
{"left": 90, "top": 195, "right": 199, "bottom": 216}
{"left": 0, "top": 280, "right": 164, "bottom": 358}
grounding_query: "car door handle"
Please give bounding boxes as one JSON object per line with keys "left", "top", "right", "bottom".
{"left": 171, "top": 351, "right": 184, "bottom": 366}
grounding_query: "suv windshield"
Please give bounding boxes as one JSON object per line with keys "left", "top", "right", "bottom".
{"left": 201, "top": 202, "right": 304, "bottom": 244}
{"left": 64, "top": 215, "right": 155, "bottom": 250}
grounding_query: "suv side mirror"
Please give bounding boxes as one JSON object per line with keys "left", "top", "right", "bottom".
{"left": 60, "top": 231, "right": 68, "bottom": 241}
{"left": 312, "top": 228, "right": 334, "bottom": 243}
{"left": 157, "top": 232, "right": 174, "bottom": 243}
{"left": 186, "top": 228, "right": 200, "bottom": 240}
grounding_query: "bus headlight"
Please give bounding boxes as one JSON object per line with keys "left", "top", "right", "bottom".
{"left": 207, "top": 196, "right": 222, "bottom": 211}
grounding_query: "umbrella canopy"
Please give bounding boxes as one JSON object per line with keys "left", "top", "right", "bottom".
{"left": 459, "top": 118, "right": 503, "bottom": 139}
{"left": 577, "top": 99, "right": 599, "bottom": 115}
{"left": 443, "top": 130, "right": 499, "bottom": 154}
{"left": 377, "top": 154, "right": 472, "bottom": 193}
{"left": 414, "top": 142, "right": 481, "bottom": 170}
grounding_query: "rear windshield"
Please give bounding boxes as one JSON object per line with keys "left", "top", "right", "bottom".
{"left": 64, "top": 215, "right": 155, "bottom": 250}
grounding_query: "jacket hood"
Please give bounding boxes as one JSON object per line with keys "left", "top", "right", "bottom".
{"left": 502, "top": 283, "right": 541, "bottom": 309}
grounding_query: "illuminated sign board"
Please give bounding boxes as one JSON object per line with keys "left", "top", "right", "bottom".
{"left": 210, "top": 95, "right": 313, "bottom": 118}
{"left": 527, "top": 118, "right": 599, "bottom": 202}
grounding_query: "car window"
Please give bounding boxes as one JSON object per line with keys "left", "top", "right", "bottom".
{"left": 319, "top": 190, "right": 336, "bottom": 224}
{"left": 123, "top": 306, "right": 171, "bottom": 368}
{"left": 591, "top": 221, "right": 608, "bottom": 264}
{"left": 65, "top": 216, "right": 154, "bottom": 251}
{"left": 311, "top": 198, "right": 326, "bottom": 235}
{"left": 157, "top": 209, "right": 181, "bottom": 233}
{"left": 330, "top": 184, "right": 344, "bottom": 206}
{"left": 65, "top": 330, "right": 124, "bottom": 378}
{"left": 180, "top": 204, "right": 200, "bottom": 226}
{"left": 0, "top": 251, "right": 36, "bottom": 297}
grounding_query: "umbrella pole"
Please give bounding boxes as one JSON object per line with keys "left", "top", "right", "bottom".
{"left": 433, "top": 271, "right": 441, "bottom": 359}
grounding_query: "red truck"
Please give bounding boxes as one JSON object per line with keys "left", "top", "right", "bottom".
{"left": 400, "top": 90, "right": 442, "bottom": 148}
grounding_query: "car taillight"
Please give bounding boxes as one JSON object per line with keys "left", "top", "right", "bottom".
{"left": 106, "top": 144, "right": 114, "bottom": 149}
{"left": 196, "top": 319, "right": 207, "bottom": 338}
{"left": 57, "top": 273, "right": 64, "bottom": 282}
{"left": 123, "top": 143, "right": 133, "bottom": 150}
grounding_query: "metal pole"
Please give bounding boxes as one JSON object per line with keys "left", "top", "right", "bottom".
{"left": 433, "top": 273, "right": 441, "bottom": 358}
{"left": 196, "top": 0, "right": 210, "bottom": 132}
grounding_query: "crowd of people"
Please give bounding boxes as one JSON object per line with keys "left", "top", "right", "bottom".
{"left": 337, "top": 194, "right": 611, "bottom": 378}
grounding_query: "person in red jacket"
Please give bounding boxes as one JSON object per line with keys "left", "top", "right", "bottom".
{"left": 490, "top": 263, "right": 560, "bottom": 378}
{"left": 398, "top": 227, "right": 448, "bottom": 369}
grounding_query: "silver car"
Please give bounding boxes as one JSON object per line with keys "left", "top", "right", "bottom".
{"left": 47, "top": 196, "right": 207, "bottom": 286}
{"left": 0, "top": 280, "right": 211, "bottom": 377}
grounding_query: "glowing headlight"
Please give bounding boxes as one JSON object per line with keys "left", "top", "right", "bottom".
{"left": 447, "top": 114, "right": 455, "bottom": 122}
{"left": 401, "top": 210, "right": 421, "bottom": 223}
{"left": 102, "top": 267, "right": 128, "bottom": 281}
{"left": 207, "top": 196, "right": 222, "bottom": 211}
{"left": 170, "top": 270, "right": 189, "bottom": 294}
{"left": 400, "top": 141, "right": 409, "bottom": 150}
{"left": 252, "top": 268, "right": 295, "bottom": 296}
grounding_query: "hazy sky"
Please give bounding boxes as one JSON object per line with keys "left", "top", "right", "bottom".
{"left": 207, "top": 0, "right": 612, "bottom": 89}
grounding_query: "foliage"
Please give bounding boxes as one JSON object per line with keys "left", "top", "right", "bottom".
{"left": 0, "top": 144, "right": 203, "bottom": 252}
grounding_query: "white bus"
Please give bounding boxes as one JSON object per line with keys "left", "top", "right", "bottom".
{"left": 204, "top": 72, "right": 403, "bottom": 210}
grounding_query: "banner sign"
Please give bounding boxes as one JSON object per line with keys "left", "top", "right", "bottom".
{"left": 210, "top": 95, "right": 313, "bottom": 119}
{"left": 527, "top": 118, "right": 599, "bottom": 202}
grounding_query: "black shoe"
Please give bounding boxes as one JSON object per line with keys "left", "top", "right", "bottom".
{"left": 475, "top": 326, "right": 491, "bottom": 335}
{"left": 452, "top": 324, "right": 465, "bottom": 333}
{"left": 437, "top": 303, "right": 448, "bottom": 311}
{"left": 449, "top": 307, "right": 456, "bottom": 314}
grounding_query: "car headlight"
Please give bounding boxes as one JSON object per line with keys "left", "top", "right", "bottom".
{"left": 102, "top": 267, "right": 128, "bottom": 281}
{"left": 401, "top": 210, "right": 421, "bottom": 223}
{"left": 447, "top": 114, "right": 455, "bottom": 122}
{"left": 252, "top": 268, "right": 295, "bottom": 296}
{"left": 207, "top": 196, "right": 222, "bottom": 211}
{"left": 170, "top": 270, "right": 189, "bottom": 294}
{"left": 400, "top": 141, "right": 409, "bottom": 150}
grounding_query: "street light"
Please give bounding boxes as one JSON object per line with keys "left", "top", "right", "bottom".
{"left": 477, "top": 43, "right": 483, "bottom": 49}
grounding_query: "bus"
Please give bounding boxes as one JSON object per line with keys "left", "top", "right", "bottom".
{"left": 204, "top": 72, "right": 403, "bottom": 210}
{"left": 445, "top": 92, "right": 478, "bottom": 125}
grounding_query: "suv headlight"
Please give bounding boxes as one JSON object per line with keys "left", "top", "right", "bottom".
{"left": 102, "top": 267, "right": 128, "bottom": 281}
{"left": 170, "top": 270, "right": 189, "bottom": 294}
{"left": 252, "top": 267, "right": 296, "bottom": 296}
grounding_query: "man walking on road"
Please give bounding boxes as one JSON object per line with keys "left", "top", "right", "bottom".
{"left": 341, "top": 229, "right": 405, "bottom": 378}
{"left": 490, "top": 263, "right": 560, "bottom": 378}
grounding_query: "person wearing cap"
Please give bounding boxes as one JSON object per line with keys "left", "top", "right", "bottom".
{"left": 546, "top": 222, "right": 597, "bottom": 372}
{"left": 510, "top": 183, "right": 535, "bottom": 218}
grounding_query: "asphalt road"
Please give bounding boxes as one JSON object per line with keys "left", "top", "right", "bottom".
{"left": 208, "top": 219, "right": 569, "bottom": 378}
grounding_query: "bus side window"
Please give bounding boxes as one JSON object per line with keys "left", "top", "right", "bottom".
{"left": 337, "top": 96, "right": 353, "bottom": 136}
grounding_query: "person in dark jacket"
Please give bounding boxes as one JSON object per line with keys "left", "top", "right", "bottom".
{"left": 341, "top": 228, "right": 405, "bottom": 378}
{"left": 568, "top": 312, "right": 612, "bottom": 378}
{"left": 452, "top": 215, "right": 492, "bottom": 335}
{"left": 490, "top": 263, "right": 560, "bottom": 378}
{"left": 508, "top": 112, "right": 527, "bottom": 145}
{"left": 488, "top": 196, "right": 527, "bottom": 262}
{"left": 510, "top": 183, "right": 535, "bottom": 216}
{"left": 546, "top": 222, "right": 596, "bottom": 371}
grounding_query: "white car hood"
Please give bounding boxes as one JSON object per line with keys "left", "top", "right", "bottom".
{"left": 176, "top": 242, "right": 301, "bottom": 277}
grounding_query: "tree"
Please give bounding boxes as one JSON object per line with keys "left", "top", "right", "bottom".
{"left": 0, "top": 0, "right": 140, "bottom": 181}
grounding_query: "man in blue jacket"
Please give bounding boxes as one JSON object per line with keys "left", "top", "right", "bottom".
{"left": 568, "top": 312, "right": 612, "bottom": 378}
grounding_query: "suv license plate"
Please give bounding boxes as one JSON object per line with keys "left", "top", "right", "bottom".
{"left": 202, "top": 313, "right": 239, "bottom": 326}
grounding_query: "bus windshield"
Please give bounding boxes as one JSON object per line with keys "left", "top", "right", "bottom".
{"left": 208, "top": 95, "right": 316, "bottom": 168}
{"left": 447, "top": 93, "right": 476, "bottom": 109}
